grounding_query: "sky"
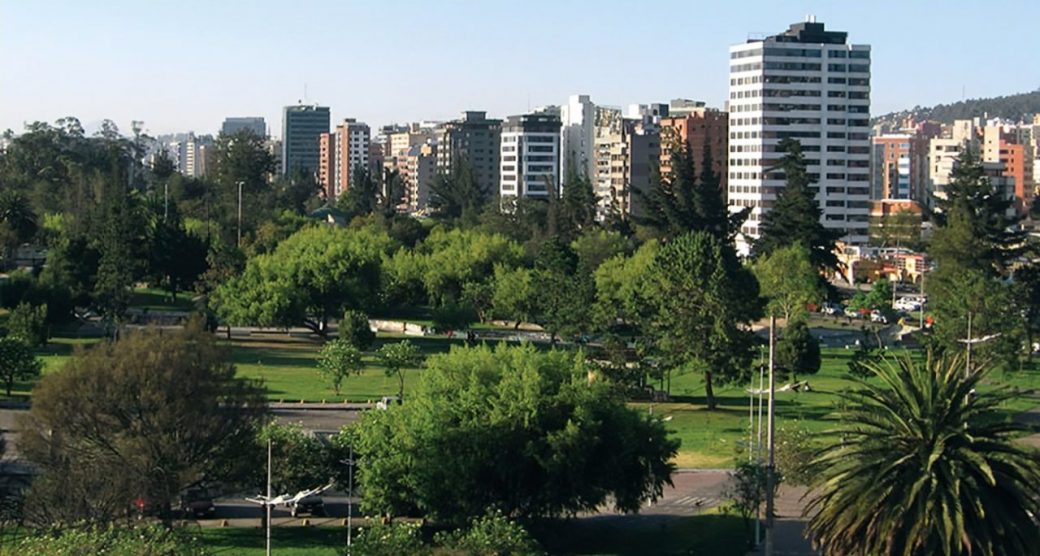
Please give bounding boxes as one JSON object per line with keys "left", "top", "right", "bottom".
{"left": 2, "top": 0, "right": 1038, "bottom": 138}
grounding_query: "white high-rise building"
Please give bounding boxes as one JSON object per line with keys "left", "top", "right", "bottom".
{"left": 500, "top": 112, "right": 561, "bottom": 201}
{"left": 560, "top": 94, "right": 596, "bottom": 182}
{"left": 728, "top": 18, "right": 872, "bottom": 248}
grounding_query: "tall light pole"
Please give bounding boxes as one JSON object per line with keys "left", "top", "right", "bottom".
{"left": 266, "top": 438, "right": 272, "bottom": 556}
{"left": 341, "top": 447, "right": 356, "bottom": 555}
{"left": 764, "top": 315, "right": 777, "bottom": 556}
{"left": 237, "top": 180, "right": 245, "bottom": 247}
{"left": 958, "top": 311, "right": 1001, "bottom": 378}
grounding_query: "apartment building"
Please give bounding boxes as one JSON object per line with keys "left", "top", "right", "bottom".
{"left": 500, "top": 112, "right": 562, "bottom": 201}
{"left": 728, "top": 18, "right": 872, "bottom": 247}
{"left": 436, "top": 111, "right": 501, "bottom": 198}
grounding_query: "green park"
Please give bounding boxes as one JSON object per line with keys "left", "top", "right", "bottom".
{"left": 0, "top": 120, "right": 1037, "bottom": 556}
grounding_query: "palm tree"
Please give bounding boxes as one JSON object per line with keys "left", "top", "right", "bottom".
{"left": 804, "top": 353, "right": 1040, "bottom": 556}
{"left": 0, "top": 189, "right": 37, "bottom": 243}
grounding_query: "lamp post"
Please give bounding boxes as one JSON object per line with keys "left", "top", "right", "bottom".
{"left": 341, "top": 447, "right": 355, "bottom": 555}
{"left": 764, "top": 315, "right": 777, "bottom": 556}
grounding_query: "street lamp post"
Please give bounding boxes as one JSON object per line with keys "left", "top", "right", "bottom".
{"left": 764, "top": 315, "right": 777, "bottom": 556}
{"left": 342, "top": 447, "right": 355, "bottom": 555}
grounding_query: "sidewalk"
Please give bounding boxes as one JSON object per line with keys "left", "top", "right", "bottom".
{"left": 746, "top": 485, "right": 816, "bottom": 556}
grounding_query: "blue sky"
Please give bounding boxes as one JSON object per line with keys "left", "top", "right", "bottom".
{"left": 2, "top": 0, "right": 1037, "bottom": 137}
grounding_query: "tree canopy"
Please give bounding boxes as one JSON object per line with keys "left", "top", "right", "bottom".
{"left": 645, "top": 232, "right": 761, "bottom": 409}
{"left": 350, "top": 343, "right": 677, "bottom": 523}
{"left": 19, "top": 320, "right": 264, "bottom": 524}
{"left": 212, "top": 225, "right": 392, "bottom": 337}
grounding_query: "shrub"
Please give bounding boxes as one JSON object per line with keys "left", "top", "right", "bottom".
{"left": 339, "top": 310, "right": 375, "bottom": 351}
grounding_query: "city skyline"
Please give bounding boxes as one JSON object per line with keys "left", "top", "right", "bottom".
{"left": 2, "top": 0, "right": 1038, "bottom": 137}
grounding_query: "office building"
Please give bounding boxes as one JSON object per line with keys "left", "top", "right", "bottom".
{"left": 728, "top": 18, "right": 872, "bottom": 247}
{"left": 281, "top": 104, "right": 330, "bottom": 177}
{"left": 221, "top": 117, "right": 267, "bottom": 137}
{"left": 436, "top": 111, "right": 501, "bottom": 197}
{"left": 500, "top": 112, "right": 562, "bottom": 201}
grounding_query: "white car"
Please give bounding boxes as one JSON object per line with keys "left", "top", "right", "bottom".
{"left": 894, "top": 298, "right": 922, "bottom": 312}
{"left": 870, "top": 310, "right": 888, "bottom": 324}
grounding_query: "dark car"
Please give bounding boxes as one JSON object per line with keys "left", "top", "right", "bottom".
{"left": 180, "top": 488, "right": 216, "bottom": 518}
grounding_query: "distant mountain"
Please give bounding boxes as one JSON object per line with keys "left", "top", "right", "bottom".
{"left": 875, "top": 90, "right": 1040, "bottom": 127}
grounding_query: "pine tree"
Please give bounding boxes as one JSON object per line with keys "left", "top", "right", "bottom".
{"left": 930, "top": 148, "right": 1023, "bottom": 277}
{"left": 754, "top": 138, "right": 842, "bottom": 271}
{"left": 638, "top": 137, "right": 745, "bottom": 242}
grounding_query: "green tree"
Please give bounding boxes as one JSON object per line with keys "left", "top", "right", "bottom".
{"left": 645, "top": 232, "right": 761, "bottom": 408}
{"left": 147, "top": 205, "right": 209, "bottom": 302}
{"left": 930, "top": 148, "right": 1023, "bottom": 276}
{"left": 752, "top": 242, "right": 823, "bottom": 322}
{"left": 337, "top": 165, "right": 380, "bottom": 221}
{"left": 376, "top": 340, "right": 422, "bottom": 400}
{"left": 805, "top": 354, "right": 1040, "bottom": 555}
{"left": 639, "top": 138, "right": 746, "bottom": 242}
{"left": 774, "top": 319, "right": 820, "bottom": 382}
{"left": 317, "top": 339, "right": 364, "bottom": 397}
{"left": 256, "top": 423, "right": 338, "bottom": 495}
{"left": 491, "top": 265, "right": 537, "bottom": 328}
{"left": 350, "top": 343, "right": 677, "bottom": 523}
{"left": 339, "top": 310, "right": 376, "bottom": 351}
{"left": 212, "top": 129, "right": 277, "bottom": 243}
{"left": 570, "top": 229, "right": 630, "bottom": 272}
{"left": 556, "top": 168, "right": 598, "bottom": 243}
{"left": 7, "top": 301, "right": 48, "bottom": 347}
{"left": 212, "top": 225, "right": 390, "bottom": 338}
{"left": 415, "top": 227, "right": 523, "bottom": 306}
{"left": 0, "top": 336, "right": 41, "bottom": 396}
{"left": 429, "top": 158, "right": 487, "bottom": 223}
{"left": 532, "top": 238, "right": 596, "bottom": 343}
{"left": 93, "top": 186, "right": 140, "bottom": 325}
{"left": 11, "top": 524, "right": 206, "bottom": 556}
{"left": 434, "top": 511, "right": 545, "bottom": 556}
{"left": 352, "top": 522, "right": 427, "bottom": 556}
{"left": 1012, "top": 264, "right": 1040, "bottom": 357}
{"left": 754, "top": 138, "right": 843, "bottom": 272}
{"left": 869, "top": 208, "right": 922, "bottom": 250}
{"left": 19, "top": 320, "right": 263, "bottom": 524}
{"left": 0, "top": 189, "right": 38, "bottom": 245}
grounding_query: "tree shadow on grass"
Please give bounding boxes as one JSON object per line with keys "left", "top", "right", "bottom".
{"left": 531, "top": 513, "right": 747, "bottom": 556}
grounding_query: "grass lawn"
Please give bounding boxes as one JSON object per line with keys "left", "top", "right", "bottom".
{"left": 180, "top": 526, "right": 344, "bottom": 556}
{"left": 16, "top": 330, "right": 1040, "bottom": 469}
{"left": 191, "top": 510, "right": 748, "bottom": 556}
{"left": 130, "top": 287, "right": 197, "bottom": 312}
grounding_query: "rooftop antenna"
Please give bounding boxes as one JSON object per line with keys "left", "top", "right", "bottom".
{"left": 304, "top": 83, "right": 309, "bottom": 105}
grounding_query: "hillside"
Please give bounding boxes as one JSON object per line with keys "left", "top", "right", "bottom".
{"left": 875, "top": 89, "right": 1040, "bottom": 127}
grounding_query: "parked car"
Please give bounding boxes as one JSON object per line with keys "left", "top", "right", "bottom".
{"left": 870, "top": 310, "right": 888, "bottom": 324}
{"left": 288, "top": 493, "right": 325, "bottom": 518}
{"left": 179, "top": 488, "right": 216, "bottom": 519}
{"left": 894, "top": 297, "right": 922, "bottom": 312}
{"left": 376, "top": 396, "right": 401, "bottom": 410}
{"left": 843, "top": 307, "right": 861, "bottom": 319}
{"left": 821, "top": 303, "right": 842, "bottom": 316}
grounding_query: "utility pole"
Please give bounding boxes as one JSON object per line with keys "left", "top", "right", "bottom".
{"left": 919, "top": 264, "right": 926, "bottom": 330}
{"left": 237, "top": 181, "right": 245, "bottom": 247}
{"left": 764, "top": 315, "right": 776, "bottom": 556}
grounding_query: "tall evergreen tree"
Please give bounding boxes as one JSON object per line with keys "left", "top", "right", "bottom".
{"left": 429, "top": 157, "right": 487, "bottom": 222}
{"left": 337, "top": 165, "right": 380, "bottom": 221}
{"left": 930, "top": 148, "right": 1024, "bottom": 277}
{"left": 557, "top": 167, "right": 598, "bottom": 243}
{"left": 754, "top": 138, "right": 842, "bottom": 271}
{"left": 638, "top": 137, "right": 746, "bottom": 242}
{"left": 645, "top": 231, "right": 761, "bottom": 409}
